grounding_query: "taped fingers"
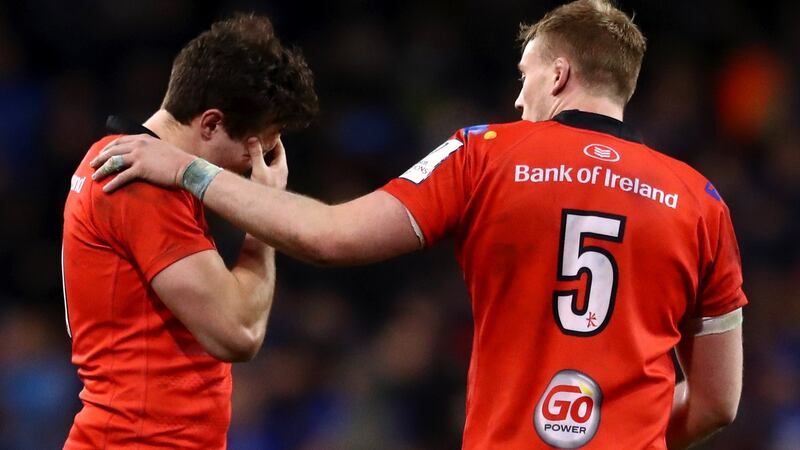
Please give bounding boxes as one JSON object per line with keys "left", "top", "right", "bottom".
{"left": 109, "top": 154, "right": 127, "bottom": 172}
{"left": 92, "top": 154, "right": 128, "bottom": 181}
{"left": 91, "top": 143, "right": 127, "bottom": 168}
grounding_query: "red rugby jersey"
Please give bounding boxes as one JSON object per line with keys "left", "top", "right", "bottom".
{"left": 381, "top": 110, "right": 747, "bottom": 449}
{"left": 62, "top": 119, "right": 231, "bottom": 449}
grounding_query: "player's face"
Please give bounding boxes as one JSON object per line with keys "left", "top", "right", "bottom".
{"left": 205, "top": 124, "right": 282, "bottom": 175}
{"left": 515, "top": 39, "right": 553, "bottom": 122}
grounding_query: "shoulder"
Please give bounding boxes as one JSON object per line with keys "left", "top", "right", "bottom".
{"left": 92, "top": 179, "right": 198, "bottom": 223}
{"left": 87, "top": 177, "right": 203, "bottom": 248}
{"left": 82, "top": 135, "right": 195, "bottom": 209}
{"left": 80, "top": 135, "right": 123, "bottom": 167}
{"left": 87, "top": 158, "right": 197, "bottom": 224}
{"left": 455, "top": 121, "right": 557, "bottom": 161}
{"left": 645, "top": 146, "right": 729, "bottom": 210}
{"left": 458, "top": 120, "right": 555, "bottom": 144}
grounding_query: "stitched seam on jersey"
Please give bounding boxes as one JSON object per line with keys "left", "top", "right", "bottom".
{"left": 101, "top": 256, "right": 122, "bottom": 449}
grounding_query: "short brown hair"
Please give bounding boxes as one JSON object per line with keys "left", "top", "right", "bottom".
{"left": 162, "top": 14, "right": 318, "bottom": 139}
{"left": 519, "top": 0, "right": 646, "bottom": 102}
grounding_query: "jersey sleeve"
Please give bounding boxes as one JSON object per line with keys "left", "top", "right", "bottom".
{"left": 380, "top": 129, "right": 472, "bottom": 247}
{"left": 695, "top": 202, "right": 748, "bottom": 319}
{"left": 90, "top": 181, "right": 216, "bottom": 282}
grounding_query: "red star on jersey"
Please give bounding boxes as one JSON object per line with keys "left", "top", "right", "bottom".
{"left": 586, "top": 312, "right": 597, "bottom": 328}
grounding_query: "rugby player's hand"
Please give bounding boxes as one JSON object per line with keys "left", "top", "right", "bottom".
{"left": 90, "top": 134, "right": 194, "bottom": 193}
{"left": 249, "top": 137, "right": 288, "bottom": 190}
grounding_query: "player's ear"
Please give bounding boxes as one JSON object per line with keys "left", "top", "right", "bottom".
{"left": 551, "top": 57, "right": 570, "bottom": 96}
{"left": 198, "top": 109, "right": 225, "bottom": 141}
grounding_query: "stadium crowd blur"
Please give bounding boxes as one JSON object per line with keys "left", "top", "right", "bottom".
{"left": 0, "top": 0, "right": 797, "bottom": 448}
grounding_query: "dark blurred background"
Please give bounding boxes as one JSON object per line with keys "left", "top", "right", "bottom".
{"left": 0, "top": 0, "right": 798, "bottom": 449}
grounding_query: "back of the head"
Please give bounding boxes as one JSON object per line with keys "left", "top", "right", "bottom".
{"left": 519, "top": 0, "right": 646, "bottom": 104}
{"left": 162, "top": 13, "right": 319, "bottom": 139}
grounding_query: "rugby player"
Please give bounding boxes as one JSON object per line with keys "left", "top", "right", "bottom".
{"left": 62, "top": 14, "right": 317, "bottom": 448}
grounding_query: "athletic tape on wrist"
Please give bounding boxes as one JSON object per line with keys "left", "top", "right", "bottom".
{"left": 181, "top": 158, "right": 223, "bottom": 200}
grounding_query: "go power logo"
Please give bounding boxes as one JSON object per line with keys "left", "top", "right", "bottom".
{"left": 534, "top": 370, "right": 602, "bottom": 448}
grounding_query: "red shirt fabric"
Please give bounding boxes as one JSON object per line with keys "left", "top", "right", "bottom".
{"left": 62, "top": 131, "right": 231, "bottom": 449}
{"left": 381, "top": 111, "right": 747, "bottom": 449}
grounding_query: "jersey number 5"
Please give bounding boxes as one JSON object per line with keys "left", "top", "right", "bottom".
{"left": 555, "top": 210, "right": 626, "bottom": 336}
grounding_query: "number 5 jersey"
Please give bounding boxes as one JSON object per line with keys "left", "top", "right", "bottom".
{"left": 380, "top": 109, "right": 747, "bottom": 450}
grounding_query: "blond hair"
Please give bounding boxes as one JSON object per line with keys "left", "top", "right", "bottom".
{"left": 519, "top": 0, "right": 646, "bottom": 102}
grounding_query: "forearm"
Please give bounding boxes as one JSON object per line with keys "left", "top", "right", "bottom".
{"left": 667, "top": 389, "right": 712, "bottom": 449}
{"left": 230, "top": 234, "right": 275, "bottom": 342}
{"left": 203, "top": 170, "right": 340, "bottom": 264}
{"left": 667, "top": 388, "right": 735, "bottom": 449}
{"left": 200, "top": 171, "right": 422, "bottom": 266}
{"left": 667, "top": 327, "right": 742, "bottom": 449}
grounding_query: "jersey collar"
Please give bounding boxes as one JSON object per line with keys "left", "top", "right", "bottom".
{"left": 105, "top": 115, "right": 160, "bottom": 138}
{"left": 552, "top": 109, "right": 643, "bottom": 144}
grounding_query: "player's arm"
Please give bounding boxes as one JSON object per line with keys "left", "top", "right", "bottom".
{"left": 91, "top": 134, "right": 422, "bottom": 265}
{"left": 201, "top": 173, "right": 420, "bottom": 265}
{"left": 155, "top": 140, "right": 284, "bottom": 362}
{"left": 667, "top": 195, "right": 747, "bottom": 448}
{"left": 667, "top": 316, "right": 743, "bottom": 449}
{"left": 160, "top": 140, "right": 289, "bottom": 362}
{"left": 151, "top": 241, "right": 273, "bottom": 363}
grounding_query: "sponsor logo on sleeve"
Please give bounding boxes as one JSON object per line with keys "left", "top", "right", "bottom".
{"left": 534, "top": 370, "right": 602, "bottom": 448}
{"left": 399, "top": 139, "right": 463, "bottom": 184}
{"left": 583, "top": 144, "right": 620, "bottom": 162}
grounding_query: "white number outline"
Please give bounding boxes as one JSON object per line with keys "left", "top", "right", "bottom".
{"left": 554, "top": 210, "right": 626, "bottom": 336}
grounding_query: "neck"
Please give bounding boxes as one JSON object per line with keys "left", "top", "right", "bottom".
{"left": 143, "top": 110, "right": 203, "bottom": 157}
{"left": 549, "top": 92, "right": 625, "bottom": 121}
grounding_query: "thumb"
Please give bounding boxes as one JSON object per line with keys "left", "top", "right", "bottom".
{"left": 245, "top": 137, "right": 267, "bottom": 179}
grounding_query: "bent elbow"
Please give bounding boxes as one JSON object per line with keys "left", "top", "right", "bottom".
{"left": 713, "top": 403, "right": 738, "bottom": 428}
{"left": 208, "top": 328, "right": 263, "bottom": 363}
{"left": 702, "top": 397, "right": 739, "bottom": 433}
